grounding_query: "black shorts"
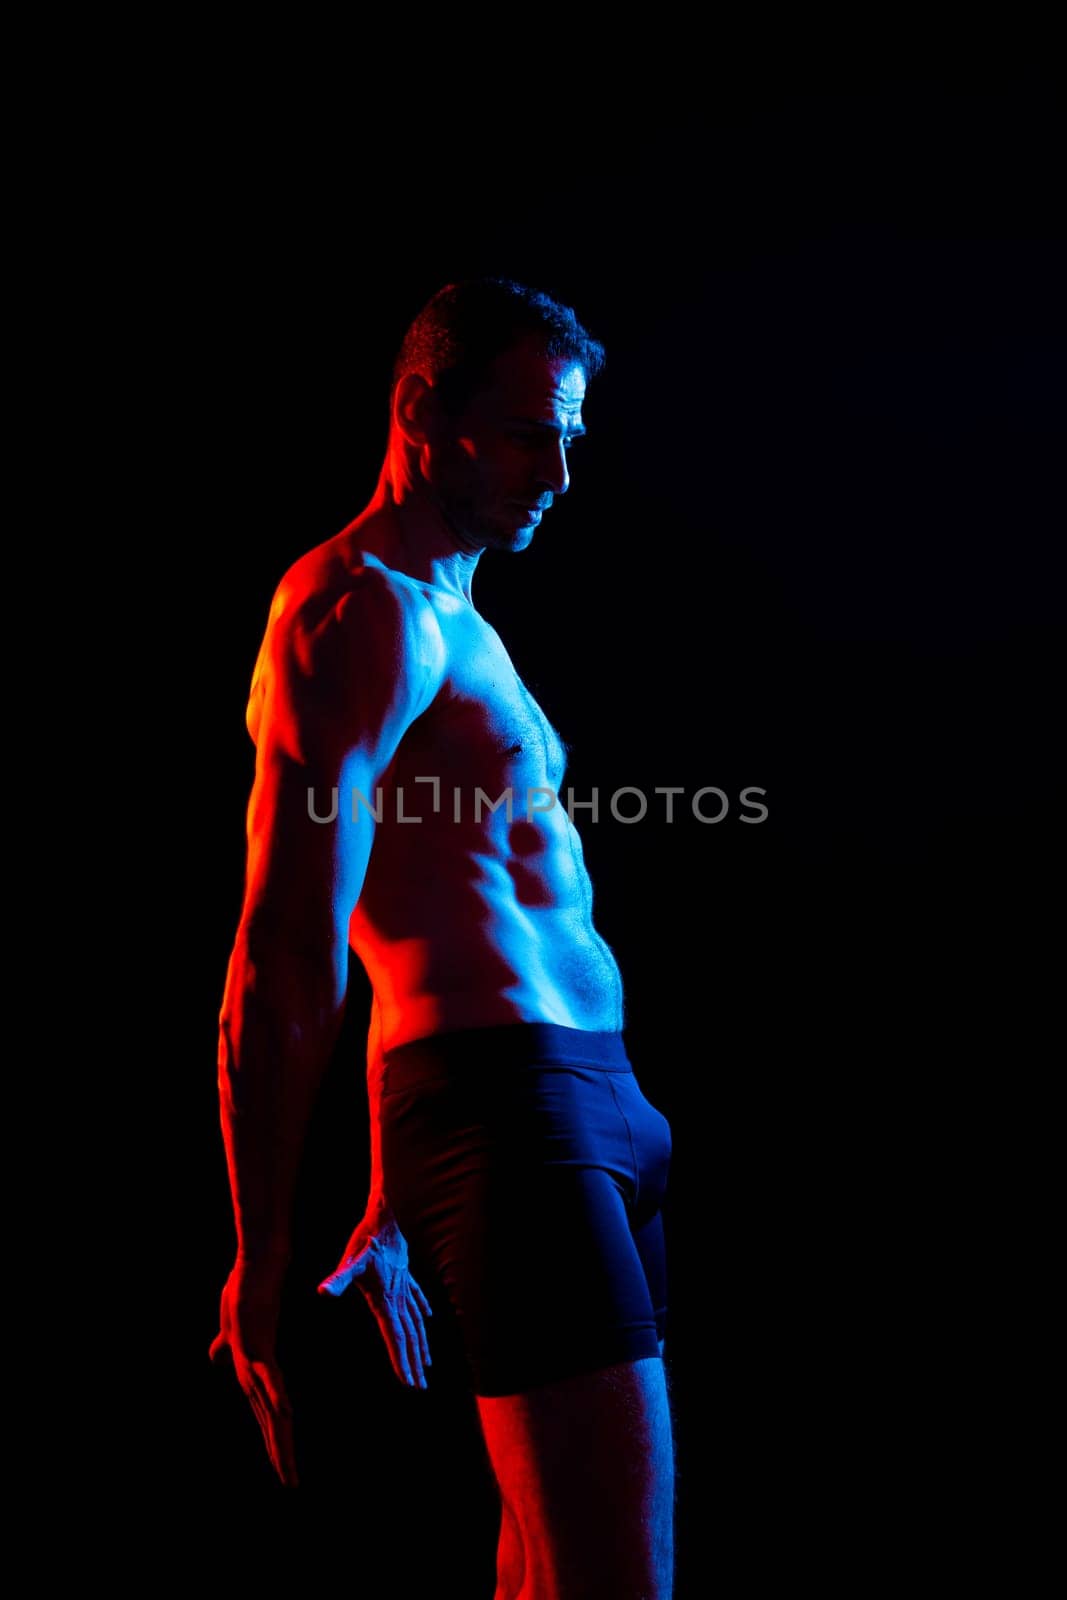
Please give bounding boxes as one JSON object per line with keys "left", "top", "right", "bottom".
{"left": 379, "top": 1021, "right": 672, "bottom": 1396}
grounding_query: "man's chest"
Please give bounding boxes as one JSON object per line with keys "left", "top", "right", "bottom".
{"left": 395, "top": 618, "right": 569, "bottom": 792}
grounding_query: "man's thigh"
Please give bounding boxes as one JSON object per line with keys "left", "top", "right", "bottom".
{"left": 476, "top": 1355, "right": 674, "bottom": 1599}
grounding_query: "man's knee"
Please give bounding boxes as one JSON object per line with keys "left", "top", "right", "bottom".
{"left": 477, "top": 1357, "right": 674, "bottom": 1597}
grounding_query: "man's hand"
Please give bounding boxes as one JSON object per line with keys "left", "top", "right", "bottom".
{"left": 318, "top": 1208, "right": 433, "bottom": 1389}
{"left": 209, "top": 1258, "right": 298, "bottom": 1487}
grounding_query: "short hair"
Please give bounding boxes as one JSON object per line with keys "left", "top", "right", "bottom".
{"left": 391, "top": 277, "right": 605, "bottom": 417}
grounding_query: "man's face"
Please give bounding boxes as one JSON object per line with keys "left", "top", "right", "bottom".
{"left": 426, "top": 337, "right": 587, "bottom": 553}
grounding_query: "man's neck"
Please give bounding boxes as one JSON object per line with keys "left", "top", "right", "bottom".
{"left": 349, "top": 472, "right": 482, "bottom": 604}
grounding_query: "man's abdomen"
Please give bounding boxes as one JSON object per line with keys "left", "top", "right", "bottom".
{"left": 352, "top": 897, "right": 624, "bottom": 1052}
{"left": 352, "top": 804, "right": 624, "bottom": 1050}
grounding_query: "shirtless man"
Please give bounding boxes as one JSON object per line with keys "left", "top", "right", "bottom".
{"left": 210, "top": 279, "right": 674, "bottom": 1597}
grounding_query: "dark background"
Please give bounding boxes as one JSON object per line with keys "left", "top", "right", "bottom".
{"left": 135, "top": 65, "right": 1061, "bottom": 1594}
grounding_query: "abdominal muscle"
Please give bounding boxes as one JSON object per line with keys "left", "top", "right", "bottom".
{"left": 349, "top": 804, "right": 625, "bottom": 1052}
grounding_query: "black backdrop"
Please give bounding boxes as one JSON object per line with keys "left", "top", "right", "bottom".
{"left": 139, "top": 68, "right": 1062, "bottom": 1595}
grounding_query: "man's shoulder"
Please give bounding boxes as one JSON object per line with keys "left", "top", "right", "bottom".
{"left": 266, "top": 541, "right": 443, "bottom": 675}
{"left": 248, "top": 543, "right": 448, "bottom": 754}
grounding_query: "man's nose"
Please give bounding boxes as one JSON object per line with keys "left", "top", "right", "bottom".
{"left": 536, "top": 440, "right": 570, "bottom": 496}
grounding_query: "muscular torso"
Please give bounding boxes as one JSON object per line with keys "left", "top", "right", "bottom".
{"left": 249, "top": 542, "right": 625, "bottom": 1053}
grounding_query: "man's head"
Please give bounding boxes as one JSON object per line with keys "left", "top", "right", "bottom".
{"left": 388, "top": 278, "right": 605, "bottom": 553}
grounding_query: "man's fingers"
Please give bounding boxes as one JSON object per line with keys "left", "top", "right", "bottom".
{"left": 410, "top": 1278, "right": 433, "bottom": 1319}
{"left": 376, "top": 1303, "right": 414, "bottom": 1387}
{"left": 409, "top": 1293, "right": 432, "bottom": 1371}
{"left": 247, "top": 1363, "right": 299, "bottom": 1488}
{"left": 252, "top": 1400, "right": 297, "bottom": 1488}
{"left": 208, "top": 1333, "right": 229, "bottom": 1363}
{"left": 266, "top": 1409, "right": 299, "bottom": 1488}
{"left": 253, "top": 1361, "right": 293, "bottom": 1420}
{"left": 392, "top": 1313, "right": 415, "bottom": 1387}
{"left": 400, "top": 1305, "right": 427, "bottom": 1389}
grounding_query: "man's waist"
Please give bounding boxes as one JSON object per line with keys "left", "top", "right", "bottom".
{"left": 381, "top": 1019, "right": 632, "bottom": 1092}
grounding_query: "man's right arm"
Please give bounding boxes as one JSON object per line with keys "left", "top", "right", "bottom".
{"left": 211, "top": 567, "right": 445, "bottom": 1480}
{"left": 219, "top": 569, "right": 445, "bottom": 1267}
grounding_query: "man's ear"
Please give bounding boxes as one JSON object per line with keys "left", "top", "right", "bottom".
{"left": 392, "top": 372, "right": 437, "bottom": 447}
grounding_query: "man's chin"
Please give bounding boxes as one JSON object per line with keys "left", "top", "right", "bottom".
{"left": 467, "top": 517, "right": 537, "bottom": 553}
{"left": 488, "top": 527, "right": 537, "bottom": 553}
{"left": 441, "top": 506, "right": 535, "bottom": 555}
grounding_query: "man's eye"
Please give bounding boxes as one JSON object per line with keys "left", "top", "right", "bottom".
{"left": 509, "top": 432, "right": 582, "bottom": 450}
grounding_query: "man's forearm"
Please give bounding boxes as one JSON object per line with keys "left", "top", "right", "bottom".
{"left": 217, "top": 929, "right": 347, "bottom": 1264}
{"left": 364, "top": 996, "right": 390, "bottom": 1219}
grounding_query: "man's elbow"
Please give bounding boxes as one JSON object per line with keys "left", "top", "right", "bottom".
{"left": 229, "top": 910, "right": 349, "bottom": 1008}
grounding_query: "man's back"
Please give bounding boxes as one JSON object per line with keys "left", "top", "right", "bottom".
{"left": 247, "top": 527, "right": 624, "bottom": 1053}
